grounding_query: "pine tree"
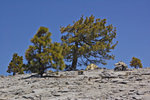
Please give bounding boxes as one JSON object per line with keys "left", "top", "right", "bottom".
{"left": 25, "top": 27, "right": 65, "bottom": 76}
{"left": 7, "top": 53, "right": 24, "bottom": 75}
{"left": 61, "top": 15, "right": 118, "bottom": 70}
{"left": 130, "top": 57, "right": 143, "bottom": 69}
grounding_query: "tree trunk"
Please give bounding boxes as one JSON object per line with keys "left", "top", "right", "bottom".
{"left": 38, "top": 45, "right": 44, "bottom": 77}
{"left": 71, "top": 54, "right": 78, "bottom": 70}
{"left": 71, "top": 42, "right": 78, "bottom": 70}
{"left": 135, "top": 65, "right": 138, "bottom": 69}
{"left": 13, "top": 72, "right": 16, "bottom": 76}
{"left": 39, "top": 68, "right": 44, "bottom": 77}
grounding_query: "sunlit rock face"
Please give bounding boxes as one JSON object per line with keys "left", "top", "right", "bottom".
{"left": 0, "top": 68, "right": 150, "bottom": 100}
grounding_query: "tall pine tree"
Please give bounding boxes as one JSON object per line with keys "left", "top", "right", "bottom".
{"left": 61, "top": 15, "right": 118, "bottom": 70}
{"left": 25, "top": 27, "right": 65, "bottom": 76}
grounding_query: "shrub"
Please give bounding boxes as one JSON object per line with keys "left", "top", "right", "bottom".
{"left": 130, "top": 57, "right": 143, "bottom": 69}
{"left": 7, "top": 53, "right": 24, "bottom": 75}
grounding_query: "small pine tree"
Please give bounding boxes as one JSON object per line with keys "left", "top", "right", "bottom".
{"left": 25, "top": 27, "right": 65, "bottom": 76}
{"left": 7, "top": 53, "right": 24, "bottom": 75}
{"left": 130, "top": 57, "right": 143, "bottom": 69}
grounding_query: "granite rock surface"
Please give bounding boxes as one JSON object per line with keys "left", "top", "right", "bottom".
{"left": 0, "top": 68, "right": 150, "bottom": 100}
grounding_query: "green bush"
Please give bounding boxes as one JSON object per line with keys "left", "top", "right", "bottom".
{"left": 130, "top": 57, "right": 143, "bottom": 69}
{"left": 7, "top": 53, "right": 24, "bottom": 75}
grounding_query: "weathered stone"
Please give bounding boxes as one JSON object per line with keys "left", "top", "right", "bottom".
{"left": 118, "top": 81, "right": 128, "bottom": 84}
{"left": 0, "top": 68, "right": 150, "bottom": 100}
{"left": 114, "top": 61, "right": 128, "bottom": 71}
{"left": 143, "top": 94, "right": 150, "bottom": 100}
{"left": 78, "top": 70, "right": 84, "bottom": 75}
{"left": 132, "top": 95, "right": 142, "bottom": 100}
{"left": 22, "top": 95, "right": 35, "bottom": 100}
{"left": 85, "top": 64, "right": 98, "bottom": 70}
{"left": 137, "top": 91, "right": 145, "bottom": 95}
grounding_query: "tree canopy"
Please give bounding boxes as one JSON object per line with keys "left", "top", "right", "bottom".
{"left": 7, "top": 53, "right": 24, "bottom": 75}
{"left": 61, "top": 15, "right": 118, "bottom": 70}
{"left": 130, "top": 57, "right": 143, "bottom": 68}
{"left": 6, "top": 15, "right": 120, "bottom": 75}
{"left": 25, "top": 27, "right": 65, "bottom": 76}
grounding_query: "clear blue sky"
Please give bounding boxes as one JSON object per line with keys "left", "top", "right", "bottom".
{"left": 0, "top": 0, "right": 150, "bottom": 75}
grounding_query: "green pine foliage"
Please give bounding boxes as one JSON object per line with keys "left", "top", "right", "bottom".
{"left": 50, "top": 42, "right": 66, "bottom": 71}
{"left": 130, "top": 57, "right": 143, "bottom": 69}
{"left": 7, "top": 53, "right": 24, "bottom": 75}
{"left": 61, "top": 15, "right": 118, "bottom": 70}
{"left": 25, "top": 27, "right": 65, "bottom": 76}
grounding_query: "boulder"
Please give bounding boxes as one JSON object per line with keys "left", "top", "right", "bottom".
{"left": 86, "top": 64, "right": 98, "bottom": 70}
{"left": 78, "top": 70, "right": 84, "bottom": 75}
{"left": 114, "top": 61, "right": 128, "bottom": 71}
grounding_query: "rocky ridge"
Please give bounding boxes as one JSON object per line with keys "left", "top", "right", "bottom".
{"left": 0, "top": 68, "right": 150, "bottom": 100}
